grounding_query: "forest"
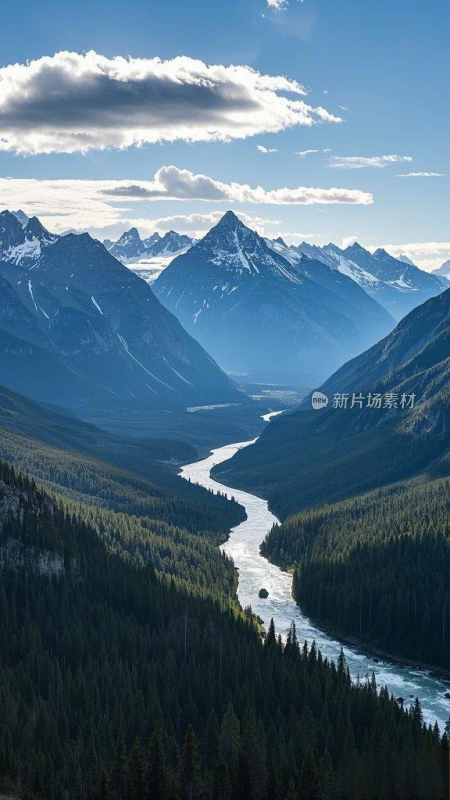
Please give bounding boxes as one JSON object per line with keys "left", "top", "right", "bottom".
{"left": 0, "top": 459, "right": 449, "bottom": 799}
{"left": 263, "top": 477, "right": 450, "bottom": 672}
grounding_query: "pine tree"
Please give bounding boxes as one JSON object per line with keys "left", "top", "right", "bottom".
{"left": 219, "top": 704, "right": 241, "bottom": 778}
{"left": 180, "top": 724, "right": 200, "bottom": 800}
{"left": 212, "top": 754, "right": 232, "bottom": 800}
{"left": 147, "top": 722, "right": 168, "bottom": 800}
{"left": 298, "top": 750, "right": 321, "bottom": 800}
{"left": 284, "top": 779, "right": 299, "bottom": 800}
{"left": 231, "top": 750, "right": 253, "bottom": 800}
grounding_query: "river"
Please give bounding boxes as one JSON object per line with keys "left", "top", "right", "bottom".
{"left": 180, "top": 422, "right": 450, "bottom": 731}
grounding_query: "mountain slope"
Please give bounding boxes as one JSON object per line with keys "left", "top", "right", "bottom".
{"left": 0, "top": 210, "right": 240, "bottom": 411}
{"left": 214, "top": 288, "right": 450, "bottom": 517}
{"left": 1, "top": 459, "right": 441, "bottom": 800}
{"left": 154, "top": 211, "right": 395, "bottom": 384}
{"left": 433, "top": 259, "right": 450, "bottom": 282}
{"left": 284, "top": 240, "right": 445, "bottom": 321}
{"left": 340, "top": 242, "right": 444, "bottom": 319}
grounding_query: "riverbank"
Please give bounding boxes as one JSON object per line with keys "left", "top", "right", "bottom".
{"left": 180, "top": 436, "right": 450, "bottom": 729}
{"left": 262, "top": 548, "right": 450, "bottom": 685}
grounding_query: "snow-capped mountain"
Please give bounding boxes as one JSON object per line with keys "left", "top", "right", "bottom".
{"left": 153, "top": 211, "right": 395, "bottom": 385}
{"left": 339, "top": 243, "right": 444, "bottom": 319}
{"left": 433, "top": 259, "right": 450, "bottom": 282}
{"left": 268, "top": 236, "right": 445, "bottom": 321}
{"left": 0, "top": 210, "right": 57, "bottom": 268}
{"left": 106, "top": 227, "right": 144, "bottom": 261}
{"left": 106, "top": 228, "right": 194, "bottom": 264}
{"left": 0, "top": 210, "right": 239, "bottom": 411}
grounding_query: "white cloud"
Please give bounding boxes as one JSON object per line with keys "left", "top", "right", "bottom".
{"left": 396, "top": 172, "right": 444, "bottom": 178}
{"left": 295, "top": 147, "right": 331, "bottom": 157}
{"left": 267, "top": 0, "right": 289, "bottom": 7}
{"left": 257, "top": 144, "right": 278, "bottom": 153}
{"left": 329, "top": 154, "right": 413, "bottom": 169}
{"left": 384, "top": 241, "right": 450, "bottom": 257}
{"left": 0, "top": 50, "right": 340, "bottom": 155}
{"left": 295, "top": 149, "right": 319, "bottom": 156}
{"left": 341, "top": 235, "right": 359, "bottom": 249}
{"left": 100, "top": 165, "right": 373, "bottom": 205}
{"left": 380, "top": 241, "right": 450, "bottom": 272}
{"left": 0, "top": 169, "right": 372, "bottom": 235}
{"left": 90, "top": 211, "right": 281, "bottom": 240}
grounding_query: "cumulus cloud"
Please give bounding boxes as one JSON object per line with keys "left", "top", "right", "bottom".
{"left": 257, "top": 144, "right": 278, "bottom": 153}
{"left": 396, "top": 172, "right": 444, "bottom": 178}
{"left": 100, "top": 165, "right": 373, "bottom": 205}
{"left": 267, "top": 0, "right": 289, "bottom": 8}
{"left": 0, "top": 170, "right": 372, "bottom": 236}
{"left": 329, "top": 154, "right": 413, "bottom": 169}
{"left": 0, "top": 50, "right": 340, "bottom": 154}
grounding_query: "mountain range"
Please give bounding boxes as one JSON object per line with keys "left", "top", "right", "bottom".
{"left": 214, "top": 286, "right": 450, "bottom": 518}
{"left": 105, "top": 227, "right": 194, "bottom": 263}
{"left": 153, "top": 211, "right": 399, "bottom": 384}
{"left": 0, "top": 210, "right": 239, "bottom": 413}
{"left": 276, "top": 239, "right": 445, "bottom": 321}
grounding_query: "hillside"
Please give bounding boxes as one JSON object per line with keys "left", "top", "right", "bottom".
{"left": 0, "top": 455, "right": 445, "bottom": 799}
{"left": 262, "top": 477, "right": 450, "bottom": 671}
{"left": 214, "top": 289, "right": 450, "bottom": 518}
{"left": 0, "top": 210, "right": 240, "bottom": 415}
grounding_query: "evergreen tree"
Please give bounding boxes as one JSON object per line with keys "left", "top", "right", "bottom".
{"left": 179, "top": 725, "right": 200, "bottom": 800}
{"left": 147, "top": 723, "right": 168, "bottom": 800}
{"left": 298, "top": 750, "right": 321, "bottom": 800}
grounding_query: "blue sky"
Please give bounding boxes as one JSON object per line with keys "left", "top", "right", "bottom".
{"left": 0, "top": 0, "right": 448, "bottom": 268}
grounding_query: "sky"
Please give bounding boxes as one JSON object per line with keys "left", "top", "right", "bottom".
{"left": 0, "top": 0, "right": 448, "bottom": 269}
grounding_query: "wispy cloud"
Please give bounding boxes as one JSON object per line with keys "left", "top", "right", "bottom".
{"left": 329, "top": 154, "right": 413, "bottom": 169}
{"left": 0, "top": 50, "right": 340, "bottom": 154}
{"left": 257, "top": 144, "right": 278, "bottom": 153}
{"left": 295, "top": 149, "right": 319, "bottom": 156}
{"left": 295, "top": 147, "right": 330, "bottom": 157}
{"left": 396, "top": 172, "right": 444, "bottom": 178}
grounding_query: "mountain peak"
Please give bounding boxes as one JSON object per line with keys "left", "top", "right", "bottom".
{"left": 373, "top": 247, "right": 392, "bottom": 259}
{"left": 24, "top": 216, "right": 52, "bottom": 240}
{"left": 119, "top": 227, "right": 141, "bottom": 241}
{"left": 218, "top": 210, "right": 241, "bottom": 229}
{"left": 0, "top": 209, "right": 23, "bottom": 227}
{"left": 345, "top": 241, "right": 367, "bottom": 253}
{"left": 12, "top": 209, "right": 29, "bottom": 228}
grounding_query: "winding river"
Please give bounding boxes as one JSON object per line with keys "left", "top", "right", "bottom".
{"left": 180, "top": 417, "right": 450, "bottom": 730}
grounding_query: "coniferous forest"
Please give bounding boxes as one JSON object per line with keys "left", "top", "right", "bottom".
{"left": 0, "top": 457, "right": 449, "bottom": 799}
{"left": 263, "top": 478, "right": 450, "bottom": 672}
